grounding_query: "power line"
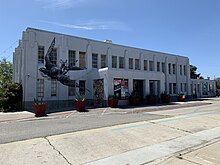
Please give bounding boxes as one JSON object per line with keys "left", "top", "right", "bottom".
{"left": 0, "top": 40, "right": 19, "bottom": 59}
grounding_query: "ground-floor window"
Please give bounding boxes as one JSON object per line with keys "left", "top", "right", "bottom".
{"left": 79, "top": 80, "right": 86, "bottom": 95}
{"left": 51, "top": 79, "right": 57, "bottom": 96}
{"left": 114, "top": 79, "right": 129, "bottom": 99}
{"left": 36, "top": 79, "right": 44, "bottom": 99}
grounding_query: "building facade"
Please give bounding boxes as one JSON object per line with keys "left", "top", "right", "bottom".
{"left": 13, "top": 28, "right": 216, "bottom": 110}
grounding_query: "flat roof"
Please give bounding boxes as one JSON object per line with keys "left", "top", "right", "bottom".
{"left": 26, "top": 27, "right": 188, "bottom": 59}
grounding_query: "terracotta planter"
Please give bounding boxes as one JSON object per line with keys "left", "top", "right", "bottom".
{"left": 161, "top": 95, "right": 170, "bottom": 104}
{"left": 178, "top": 95, "right": 185, "bottom": 102}
{"left": 129, "top": 97, "right": 140, "bottom": 106}
{"left": 108, "top": 99, "right": 118, "bottom": 108}
{"left": 33, "top": 104, "right": 47, "bottom": 117}
{"left": 75, "top": 100, "right": 86, "bottom": 112}
{"left": 147, "top": 96, "right": 157, "bottom": 105}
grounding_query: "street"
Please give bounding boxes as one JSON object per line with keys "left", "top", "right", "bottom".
{"left": 0, "top": 98, "right": 220, "bottom": 165}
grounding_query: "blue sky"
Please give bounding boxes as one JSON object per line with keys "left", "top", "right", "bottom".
{"left": 1, "top": 0, "right": 220, "bottom": 78}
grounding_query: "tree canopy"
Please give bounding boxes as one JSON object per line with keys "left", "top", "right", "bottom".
{"left": 190, "top": 65, "right": 204, "bottom": 79}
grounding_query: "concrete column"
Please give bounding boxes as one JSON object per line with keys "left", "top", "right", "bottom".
{"left": 86, "top": 44, "right": 92, "bottom": 70}
{"left": 107, "top": 47, "right": 112, "bottom": 69}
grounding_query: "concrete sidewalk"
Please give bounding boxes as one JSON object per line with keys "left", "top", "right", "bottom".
{"left": 0, "top": 104, "right": 220, "bottom": 165}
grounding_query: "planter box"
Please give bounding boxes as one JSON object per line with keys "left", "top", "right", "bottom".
{"left": 129, "top": 97, "right": 140, "bottom": 106}
{"left": 75, "top": 100, "right": 86, "bottom": 112}
{"left": 178, "top": 95, "right": 185, "bottom": 102}
{"left": 146, "top": 96, "right": 157, "bottom": 105}
{"left": 33, "top": 104, "right": 47, "bottom": 117}
{"left": 108, "top": 99, "right": 118, "bottom": 108}
{"left": 161, "top": 95, "right": 171, "bottom": 104}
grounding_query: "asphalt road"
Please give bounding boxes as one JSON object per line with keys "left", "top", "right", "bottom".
{"left": 0, "top": 98, "right": 219, "bottom": 145}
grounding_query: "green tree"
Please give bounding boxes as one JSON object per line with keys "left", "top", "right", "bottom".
{"left": 190, "top": 65, "right": 204, "bottom": 79}
{"left": 0, "top": 58, "right": 13, "bottom": 97}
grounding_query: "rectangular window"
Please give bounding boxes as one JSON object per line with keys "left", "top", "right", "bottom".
{"left": 38, "top": 46, "right": 44, "bottom": 64}
{"left": 180, "top": 65, "right": 182, "bottom": 75}
{"left": 162, "top": 62, "right": 165, "bottom": 73}
{"left": 51, "top": 79, "right": 57, "bottom": 96}
{"left": 51, "top": 48, "right": 57, "bottom": 66}
{"left": 68, "top": 50, "right": 76, "bottom": 67}
{"left": 168, "top": 63, "right": 171, "bottom": 74}
{"left": 36, "top": 79, "right": 44, "bottom": 98}
{"left": 172, "top": 64, "right": 176, "bottom": 74}
{"left": 129, "top": 58, "right": 133, "bottom": 69}
{"left": 169, "top": 83, "right": 172, "bottom": 94}
{"left": 79, "top": 80, "right": 86, "bottom": 96}
{"left": 149, "top": 61, "right": 154, "bottom": 71}
{"left": 112, "top": 56, "right": 117, "bottom": 68}
{"left": 184, "top": 65, "right": 187, "bottom": 76}
{"left": 114, "top": 79, "right": 129, "bottom": 99}
{"left": 119, "top": 57, "right": 125, "bottom": 69}
{"left": 184, "top": 83, "right": 187, "bottom": 92}
{"left": 180, "top": 83, "right": 183, "bottom": 92}
{"left": 157, "top": 62, "right": 160, "bottom": 72}
{"left": 68, "top": 81, "right": 76, "bottom": 96}
{"left": 92, "top": 53, "right": 98, "bottom": 68}
{"left": 144, "top": 60, "right": 148, "bottom": 70}
{"left": 101, "top": 54, "right": 107, "bottom": 68}
{"left": 79, "top": 52, "right": 86, "bottom": 68}
{"left": 173, "top": 83, "right": 177, "bottom": 94}
{"left": 135, "top": 59, "right": 140, "bottom": 70}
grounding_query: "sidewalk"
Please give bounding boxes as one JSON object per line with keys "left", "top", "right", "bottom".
{"left": 0, "top": 99, "right": 212, "bottom": 123}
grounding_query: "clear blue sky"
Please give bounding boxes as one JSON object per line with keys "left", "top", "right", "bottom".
{"left": 1, "top": 0, "right": 220, "bottom": 78}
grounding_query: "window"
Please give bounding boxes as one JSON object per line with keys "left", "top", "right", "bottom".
{"left": 92, "top": 53, "right": 98, "bottom": 68}
{"left": 112, "top": 56, "right": 117, "bottom": 68}
{"left": 180, "top": 65, "right": 182, "bottom": 75}
{"left": 169, "top": 83, "right": 172, "bottom": 94}
{"left": 172, "top": 64, "right": 176, "bottom": 74}
{"left": 38, "top": 46, "right": 44, "bottom": 64}
{"left": 68, "top": 50, "right": 76, "bottom": 67}
{"left": 157, "top": 62, "right": 160, "bottom": 72}
{"left": 144, "top": 60, "right": 148, "bottom": 70}
{"left": 162, "top": 62, "right": 165, "bottom": 73}
{"left": 173, "top": 83, "right": 177, "bottom": 94}
{"left": 51, "top": 79, "right": 57, "bottom": 96}
{"left": 129, "top": 58, "right": 133, "bottom": 69}
{"left": 180, "top": 83, "right": 183, "bottom": 92}
{"left": 184, "top": 65, "right": 187, "bottom": 76}
{"left": 36, "top": 79, "right": 44, "bottom": 98}
{"left": 114, "top": 79, "right": 129, "bottom": 99}
{"left": 184, "top": 83, "right": 187, "bottom": 92}
{"left": 119, "top": 57, "right": 125, "bottom": 69}
{"left": 79, "top": 52, "right": 86, "bottom": 68}
{"left": 101, "top": 54, "right": 107, "bottom": 68}
{"left": 168, "top": 63, "right": 171, "bottom": 74}
{"left": 149, "top": 61, "right": 154, "bottom": 71}
{"left": 51, "top": 48, "right": 57, "bottom": 66}
{"left": 68, "top": 81, "right": 76, "bottom": 96}
{"left": 79, "top": 80, "right": 86, "bottom": 95}
{"left": 135, "top": 59, "right": 140, "bottom": 70}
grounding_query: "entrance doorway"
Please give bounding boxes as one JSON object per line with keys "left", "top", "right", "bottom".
{"left": 133, "top": 80, "right": 144, "bottom": 99}
{"left": 149, "top": 80, "right": 160, "bottom": 96}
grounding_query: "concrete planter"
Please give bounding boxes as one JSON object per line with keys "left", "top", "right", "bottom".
{"left": 108, "top": 99, "right": 118, "bottom": 108}
{"left": 75, "top": 100, "right": 86, "bottom": 112}
{"left": 33, "top": 104, "right": 47, "bottom": 117}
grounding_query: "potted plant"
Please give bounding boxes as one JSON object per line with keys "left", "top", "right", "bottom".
{"left": 108, "top": 95, "right": 118, "bottom": 108}
{"left": 161, "top": 93, "right": 171, "bottom": 104}
{"left": 146, "top": 94, "right": 157, "bottom": 105}
{"left": 178, "top": 93, "right": 185, "bottom": 102}
{"left": 33, "top": 98, "right": 47, "bottom": 117}
{"left": 129, "top": 92, "right": 141, "bottom": 106}
{"left": 75, "top": 92, "right": 86, "bottom": 112}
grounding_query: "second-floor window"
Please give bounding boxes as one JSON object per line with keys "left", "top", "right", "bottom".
{"left": 101, "top": 54, "right": 107, "bottom": 68}
{"left": 180, "top": 65, "right": 182, "bottom": 75}
{"left": 112, "top": 56, "right": 117, "bottom": 68}
{"left": 92, "top": 53, "right": 98, "bottom": 68}
{"left": 129, "top": 58, "right": 133, "bottom": 69}
{"left": 162, "top": 62, "right": 165, "bottom": 73}
{"left": 119, "top": 57, "right": 125, "bottom": 69}
{"left": 144, "top": 60, "right": 148, "bottom": 70}
{"left": 51, "top": 48, "right": 57, "bottom": 66}
{"left": 157, "top": 62, "right": 160, "bottom": 72}
{"left": 38, "top": 46, "right": 44, "bottom": 64}
{"left": 79, "top": 52, "right": 86, "bottom": 68}
{"left": 172, "top": 64, "right": 176, "bottom": 74}
{"left": 135, "top": 59, "right": 140, "bottom": 70}
{"left": 168, "top": 63, "right": 171, "bottom": 74}
{"left": 68, "top": 50, "right": 76, "bottom": 67}
{"left": 149, "top": 61, "right": 154, "bottom": 71}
